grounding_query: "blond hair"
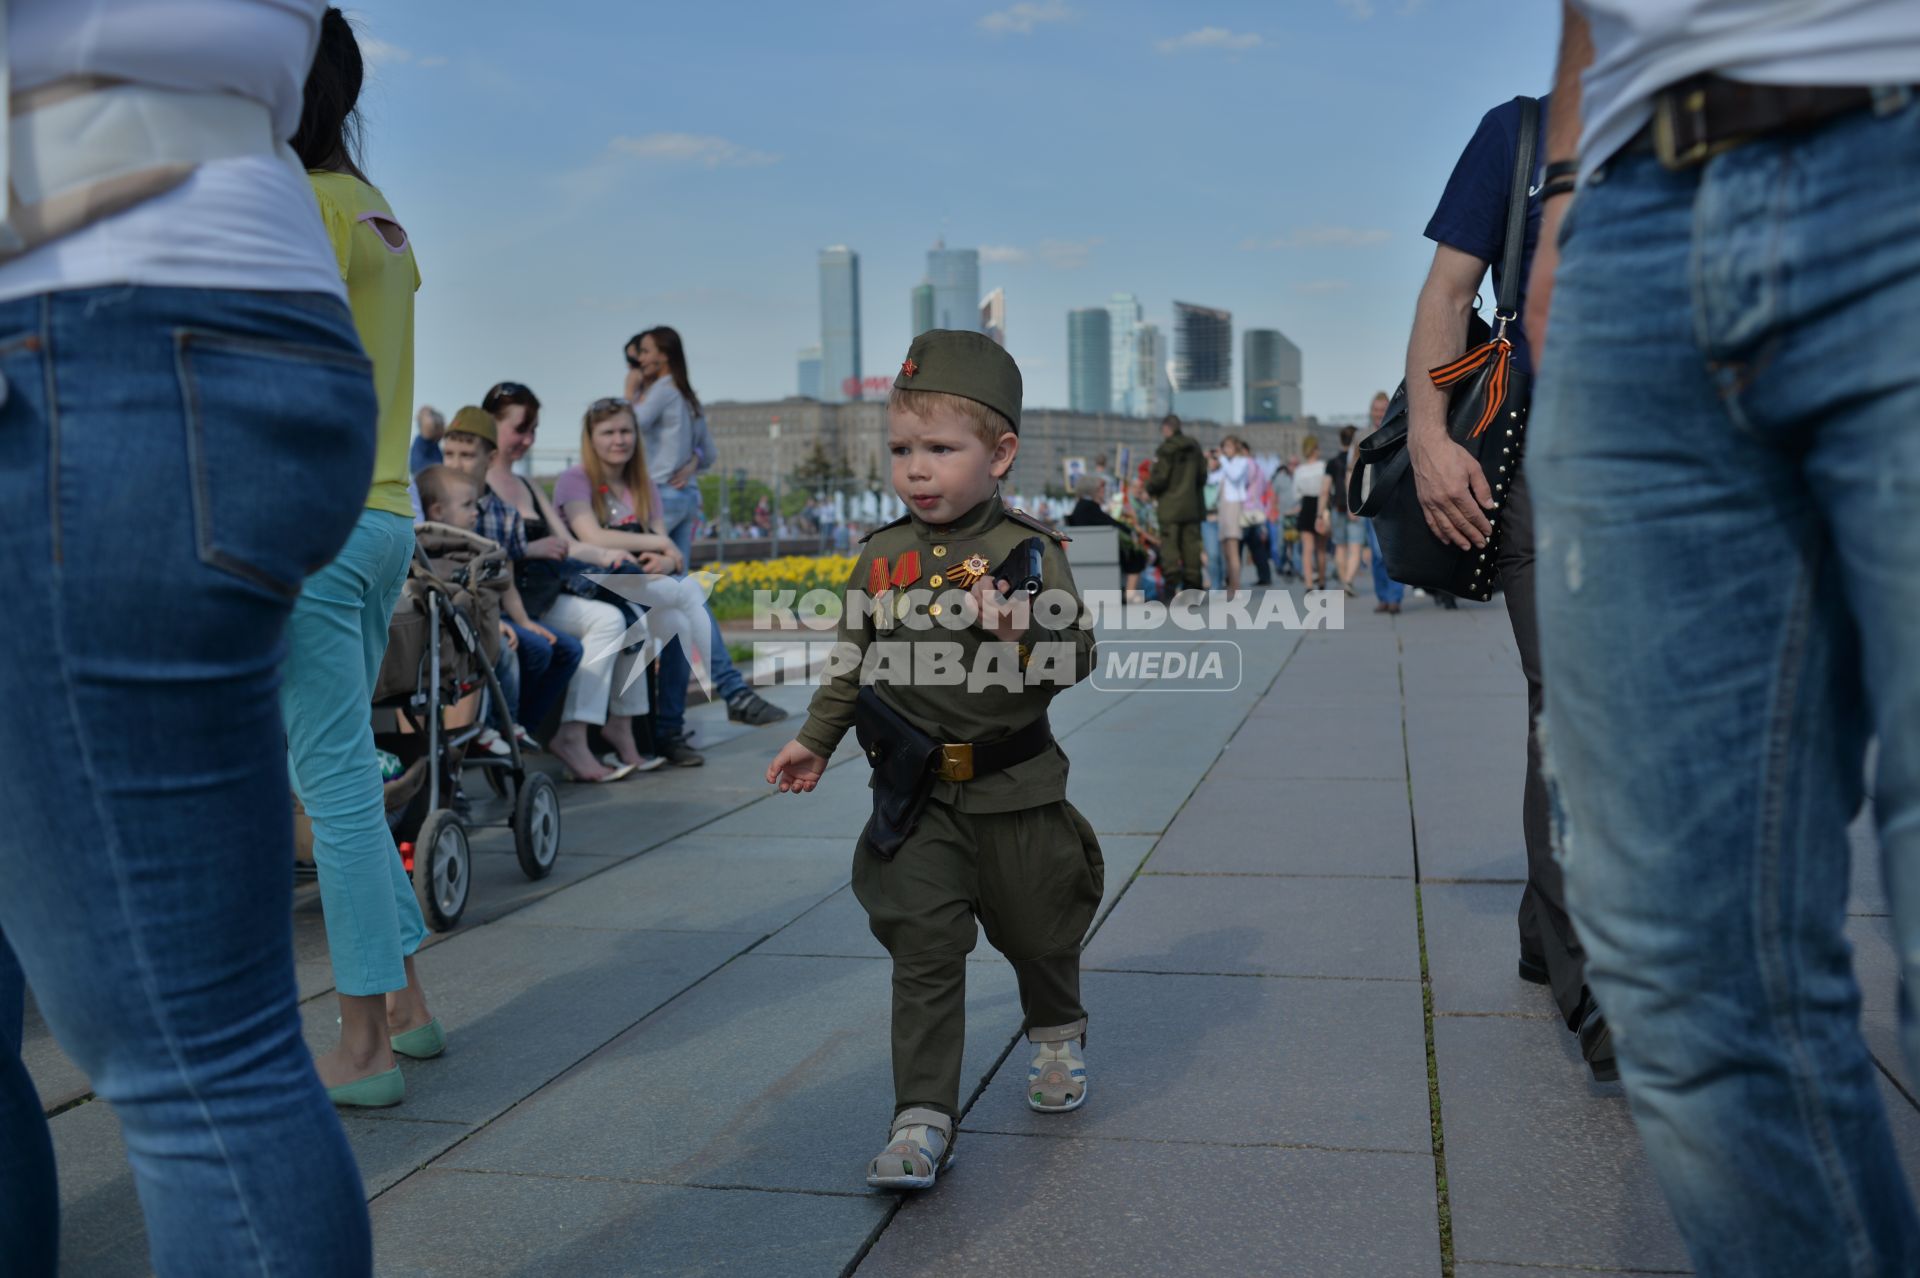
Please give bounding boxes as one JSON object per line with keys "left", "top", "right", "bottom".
{"left": 888, "top": 386, "right": 1013, "bottom": 449}
{"left": 416, "top": 464, "right": 477, "bottom": 518}
{"left": 580, "top": 399, "right": 656, "bottom": 528}
{"left": 1300, "top": 435, "right": 1320, "bottom": 460}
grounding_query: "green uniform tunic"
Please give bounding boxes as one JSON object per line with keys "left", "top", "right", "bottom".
{"left": 797, "top": 491, "right": 1105, "bottom": 1119}
{"left": 1149, "top": 430, "right": 1207, "bottom": 591}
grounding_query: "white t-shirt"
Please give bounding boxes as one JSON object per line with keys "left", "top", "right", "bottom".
{"left": 1292, "top": 460, "right": 1327, "bottom": 503}
{"left": 1575, "top": 1, "right": 1920, "bottom": 180}
{"left": 0, "top": 0, "right": 343, "bottom": 304}
{"left": 1216, "top": 455, "right": 1251, "bottom": 503}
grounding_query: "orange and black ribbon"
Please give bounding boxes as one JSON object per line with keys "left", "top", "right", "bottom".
{"left": 1428, "top": 337, "right": 1512, "bottom": 439}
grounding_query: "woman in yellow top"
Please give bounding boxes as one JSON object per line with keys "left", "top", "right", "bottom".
{"left": 283, "top": 9, "right": 440, "bottom": 1109}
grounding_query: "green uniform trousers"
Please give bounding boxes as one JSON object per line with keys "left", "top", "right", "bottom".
{"left": 1160, "top": 519, "right": 1207, "bottom": 592}
{"left": 854, "top": 797, "right": 1104, "bottom": 1119}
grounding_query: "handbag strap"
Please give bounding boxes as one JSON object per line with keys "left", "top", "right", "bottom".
{"left": 1493, "top": 96, "right": 1541, "bottom": 327}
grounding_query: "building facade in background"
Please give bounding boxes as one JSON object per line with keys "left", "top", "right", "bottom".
{"left": 1106, "top": 292, "right": 1142, "bottom": 415}
{"left": 1242, "top": 328, "right": 1302, "bottom": 422}
{"left": 1135, "top": 323, "right": 1170, "bottom": 420}
{"left": 1067, "top": 308, "right": 1112, "bottom": 414}
{"left": 980, "top": 287, "right": 1006, "bottom": 346}
{"left": 1171, "top": 300, "right": 1233, "bottom": 424}
{"left": 796, "top": 346, "right": 822, "bottom": 400}
{"left": 818, "top": 246, "right": 862, "bottom": 402}
{"left": 926, "top": 239, "right": 981, "bottom": 333}
{"left": 910, "top": 282, "right": 934, "bottom": 338}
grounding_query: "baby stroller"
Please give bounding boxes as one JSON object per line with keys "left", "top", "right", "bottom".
{"left": 371, "top": 522, "right": 562, "bottom": 930}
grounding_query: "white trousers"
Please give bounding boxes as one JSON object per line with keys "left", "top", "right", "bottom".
{"left": 543, "top": 594, "right": 648, "bottom": 725}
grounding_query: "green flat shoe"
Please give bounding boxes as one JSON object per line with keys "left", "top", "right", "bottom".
{"left": 327, "top": 1066, "right": 405, "bottom": 1109}
{"left": 389, "top": 1017, "right": 446, "bottom": 1060}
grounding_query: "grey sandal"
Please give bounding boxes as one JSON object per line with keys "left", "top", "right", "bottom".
{"left": 1027, "top": 1021, "right": 1088, "bottom": 1113}
{"left": 865, "top": 1106, "right": 955, "bottom": 1191}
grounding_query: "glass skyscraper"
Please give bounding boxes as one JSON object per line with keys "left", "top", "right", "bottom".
{"left": 1171, "top": 301, "right": 1233, "bottom": 423}
{"left": 1243, "top": 329, "right": 1302, "bottom": 422}
{"left": 818, "top": 246, "right": 861, "bottom": 402}
{"left": 1106, "top": 293, "right": 1142, "bottom": 415}
{"left": 796, "top": 346, "right": 823, "bottom": 400}
{"left": 1068, "top": 308, "right": 1112, "bottom": 414}
{"left": 911, "top": 282, "right": 934, "bottom": 337}
{"left": 1135, "top": 323, "right": 1170, "bottom": 420}
{"left": 926, "top": 239, "right": 981, "bottom": 333}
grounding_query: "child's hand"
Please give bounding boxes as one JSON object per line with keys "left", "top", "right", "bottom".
{"left": 638, "top": 550, "right": 675, "bottom": 575}
{"left": 969, "top": 577, "right": 1028, "bottom": 645}
{"left": 499, "top": 621, "right": 519, "bottom": 651}
{"left": 766, "top": 741, "right": 829, "bottom": 794}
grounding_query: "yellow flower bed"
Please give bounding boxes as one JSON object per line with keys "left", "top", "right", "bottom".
{"left": 699, "top": 555, "right": 858, "bottom": 621}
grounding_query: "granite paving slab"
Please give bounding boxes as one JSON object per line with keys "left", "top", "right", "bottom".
{"left": 1148, "top": 776, "right": 1414, "bottom": 878}
{"left": 1851, "top": 807, "right": 1887, "bottom": 916}
{"left": 697, "top": 783, "right": 881, "bottom": 839}
{"left": 438, "top": 954, "right": 1022, "bottom": 1195}
{"left": 1084, "top": 875, "right": 1422, "bottom": 981}
{"left": 371, "top": 1170, "right": 890, "bottom": 1278}
{"left": 962, "top": 970, "right": 1431, "bottom": 1153}
{"left": 21, "top": 993, "right": 88, "bottom": 1112}
{"left": 1208, "top": 717, "right": 1406, "bottom": 782}
{"left": 499, "top": 833, "right": 850, "bottom": 938}
{"left": 856, "top": 1133, "right": 1439, "bottom": 1278}
{"left": 301, "top": 925, "right": 755, "bottom": 1126}
{"left": 48, "top": 1099, "right": 147, "bottom": 1278}
{"left": 1422, "top": 882, "right": 1558, "bottom": 1017}
{"left": 1435, "top": 1016, "right": 1689, "bottom": 1272}
{"left": 1850, "top": 914, "right": 1912, "bottom": 1095}
{"left": 1408, "top": 762, "right": 1529, "bottom": 883}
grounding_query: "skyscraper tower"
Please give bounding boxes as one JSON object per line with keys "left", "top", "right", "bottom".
{"left": 1068, "top": 308, "right": 1112, "bottom": 414}
{"left": 1243, "top": 329, "right": 1303, "bottom": 422}
{"left": 910, "top": 282, "right": 935, "bottom": 338}
{"left": 926, "top": 239, "right": 981, "bottom": 332}
{"left": 1171, "top": 301, "right": 1233, "bottom": 423}
{"left": 818, "top": 246, "right": 862, "bottom": 402}
{"left": 1107, "top": 293, "right": 1142, "bottom": 415}
{"left": 1135, "top": 323, "right": 1170, "bottom": 420}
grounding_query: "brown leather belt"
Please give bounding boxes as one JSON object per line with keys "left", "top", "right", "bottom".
{"left": 1627, "top": 75, "right": 1907, "bottom": 169}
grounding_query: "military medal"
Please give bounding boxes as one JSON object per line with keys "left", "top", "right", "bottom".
{"left": 889, "top": 551, "right": 921, "bottom": 621}
{"left": 948, "top": 553, "right": 992, "bottom": 591}
{"left": 868, "top": 556, "right": 895, "bottom": 631}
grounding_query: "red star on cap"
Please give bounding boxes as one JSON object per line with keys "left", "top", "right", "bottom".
{"left": 900, "top": 358, "right": 919, "bottom": 378}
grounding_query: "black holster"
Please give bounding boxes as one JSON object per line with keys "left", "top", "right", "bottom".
{"left": 854, "top": 686, "right": 942, "bottom": 860}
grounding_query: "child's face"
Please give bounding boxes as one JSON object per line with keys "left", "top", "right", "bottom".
{"left": 440, "top": 433, "right": 493, "bottom": 483}
{"left": 428, "top": 487, "right": 480, "bottom": 531}
{"left": 887, "top": 404, "right": 1016, "bottom": 525}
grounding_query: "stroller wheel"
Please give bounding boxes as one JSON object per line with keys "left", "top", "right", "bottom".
{"left": 514, "top": 771, "right": 562, "bottom": 881}
{"left": 413, "top": 811, "right": 471, "bottom": 931}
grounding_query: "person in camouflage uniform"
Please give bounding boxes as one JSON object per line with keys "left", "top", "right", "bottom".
{"left": 1145, "top": 413, "right": 1206, "bottom": 594}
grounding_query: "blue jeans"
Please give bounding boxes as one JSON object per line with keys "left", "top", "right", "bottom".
{"left": 1201, "top": 517, "right": 1223, "bottom": 590}
{"left": 1368, "top": 520, "right": 1403, "bottom": 605}
{"left": 653, "top": 606, "right": 744, "bottom": 740}
{"left": 284, "top": 508, "right": 425, "bottom": 997}
{"left": 0, "top": 287, "right": 375, "bottom": 1274}
{"left": 657, "top": 482, "right": 700, "bottom": 571}
{"left": 1532, "top": 93, "right": 1920, "bottom": 1277}
{"left": 492, "top": 621, "right": 582, "bottom": 737}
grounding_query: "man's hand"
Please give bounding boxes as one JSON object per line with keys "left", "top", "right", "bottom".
{"left": 1409, "top": 427, "right": 1494, "bottom": 551}
{"left": 498, "top": 620, "right": 519, "bottom": 651}
{"left": 970, "top": 577, "right": 1029, "bottom": 644}
{"left": 767, "top": 740, "right": 829, "bottom": 793}
{"left": 524, "top": 535, "right": 568, "bottom": 562}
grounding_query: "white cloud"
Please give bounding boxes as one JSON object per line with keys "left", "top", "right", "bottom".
{"left": 1295, "top": 279, "right": 1353, "bottom": 294}
{"left": 418, "top": 55, "right": 448, "bottom": 69}
{"left": 1240, "top": 226, "right": 1390, "bottom": 250}
{"left": 1038, "top": 238, "right": 1097, "bottom": 269}
{"left": 979, "top": 245, "right": 1030, "bottom": 264}
{"left": 607, "top": 133, "right": 779, "bottom": 169}
{"left": 360, "top": 36, "right": 411, "bottom": 65}
{"left": 1338, "top": 0, "right": 1375, "bottom": 19}
{"left": 1155, "top": 27, "right": 1262, "bottom": 54}
{"left": 980, "top": 1, "right": 1072, "bottom": 34}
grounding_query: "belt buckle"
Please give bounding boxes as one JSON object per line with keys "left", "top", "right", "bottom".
{"left": 937, "top": 743, "right": 974, "bottom": 782}
{"left": 1653, "top": 83, "right": 1748, "bottom": 170}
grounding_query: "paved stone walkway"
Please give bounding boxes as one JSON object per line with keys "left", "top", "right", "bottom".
{"left": 26, "top": 582, "right": 1920, "bottom": 1276}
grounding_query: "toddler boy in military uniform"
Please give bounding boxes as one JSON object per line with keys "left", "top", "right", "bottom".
{"left": 767, "top": 330, "right": 1105, "bottom": 1191}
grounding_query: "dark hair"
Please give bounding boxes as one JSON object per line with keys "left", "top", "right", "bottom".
{"left": 1161, "top": 414, "right": 1181, "bottom": 430}
{"left": 636, "top": 326, "right": 702, "bottom": 417}
{"left": 483, "top": 382, "right": 542, "bottom": 429}
{"left": 1339, "top": 425, "right": 1358, "bottom": 446}
{"left": 291, "top": 9, "right": 366, "bottom": 176}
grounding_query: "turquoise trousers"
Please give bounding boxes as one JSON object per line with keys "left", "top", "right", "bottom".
{"left": 283, "top": 508, "right": 425, "bottom": 996}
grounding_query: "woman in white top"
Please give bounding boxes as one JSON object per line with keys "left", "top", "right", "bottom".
{"left": 1214, "top": 437, "right": 1253, "bottom": 600}
{"left": 0, "top": 2, "right": 374, "bottom": 1271}
{"left": 1293, "top": 435, "right": 1329, "bottom": 591}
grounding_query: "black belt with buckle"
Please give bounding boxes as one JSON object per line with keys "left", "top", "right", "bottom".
{"left": 1630, "top": 74, "right": 1906, "bottom": 169}
{"left": 934, "top": 711, "right": 1054, "bottom": 782}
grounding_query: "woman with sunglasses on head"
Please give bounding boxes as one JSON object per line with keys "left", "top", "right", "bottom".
{"left": 481, "top": 382, "right": 654, "bottom": 781}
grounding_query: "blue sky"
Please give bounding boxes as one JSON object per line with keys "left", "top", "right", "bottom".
{"left": 348, "top": 0, "right": 1559, "bottom": 439}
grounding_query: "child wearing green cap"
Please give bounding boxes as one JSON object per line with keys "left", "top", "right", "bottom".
{"left": 767, "top": 329, "right": 1104, "bottom": 1192}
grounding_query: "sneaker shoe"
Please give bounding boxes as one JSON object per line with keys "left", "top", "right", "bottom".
{"left": 473, "top": 728, "right": 511, "bottom": 758}
{"left": 656, "top": 734, "right": 705, "bottom": 768}
{"left": 511, "top": 724, "right": 541, "bottom": 753}
{"left": 865, "top": 1107, "right": 954, "bottom": 1191}
{"left": 726, "top": 689, "right": 790, "bottom": 726}
{"left": 1027, "top": 1036, "right": 1088, "bottom": 1112}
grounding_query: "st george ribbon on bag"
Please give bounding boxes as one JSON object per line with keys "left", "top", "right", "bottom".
{"left": 1349, "top": 95, "right": 1539, "bottom": 603}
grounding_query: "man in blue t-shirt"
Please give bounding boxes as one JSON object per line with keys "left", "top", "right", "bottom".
{"left": 409, "top": 405, "right": 445, "bottom": 474}
{"left": 1402, "top": 94, "right": 1613, "bottom": 1085}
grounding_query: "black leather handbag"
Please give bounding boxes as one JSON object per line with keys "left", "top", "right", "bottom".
{"left": 1350, "top": 96, "right": 1539, "bottom": 603}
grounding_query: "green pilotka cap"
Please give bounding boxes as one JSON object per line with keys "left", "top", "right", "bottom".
{"left": 447, "top": 405, "right": 497, "bottom": 446}
{"left": 893, "top": 329, "right": 1023, "bottom": 432}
